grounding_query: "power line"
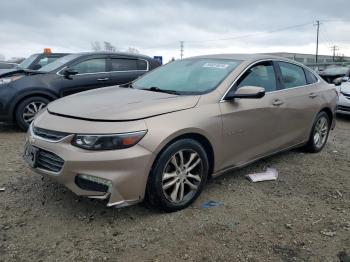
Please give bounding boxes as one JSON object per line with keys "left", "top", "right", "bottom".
{"left": 184, "top": 22, "right": 313, "bottom": 43}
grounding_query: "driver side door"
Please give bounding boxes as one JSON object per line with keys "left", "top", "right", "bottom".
{"left": 219, "top": 61, "right": 286, "bottom": 168}
{"left": 59, "top": 56, "right": 112, "bottom": 97}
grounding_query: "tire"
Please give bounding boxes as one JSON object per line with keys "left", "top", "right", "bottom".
{"left": 304, "top": 111, "right": 330, "bottom": 153}
{"left": 15, "top": 96, "right": 50, "bottom": 131}
{"left": 146, "top": 139, "right": 209, "bottom": 212}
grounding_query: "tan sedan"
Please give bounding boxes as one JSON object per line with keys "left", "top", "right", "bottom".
{"left": 24, "top": 54, "right": 338, "bottom": 212}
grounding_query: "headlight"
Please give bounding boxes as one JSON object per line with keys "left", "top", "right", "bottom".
{"left": 0, "top": 75, "right": 23, "bottom": 85}
{"left": 71, "top": 131, "right": 147, "bottom": 150}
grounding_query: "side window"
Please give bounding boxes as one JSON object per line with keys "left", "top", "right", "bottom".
{"left": 111, "top": 59, "right": 138, "bottom": 71}
{"left": 37, "top": 57, "right": 59, "bottom": 67}
{"left": 304, "top": 68, "right": 318, "bottom": 84}
{"left": 278, "top": 62, "right": 307, "bottom": 88}
{"left": 137, "top": 60, "right": 148, "bottom": 70}
{"left": 71, "top": 58, "right": 106, "bottom": 74}
{"left": 237, "top": 62, "right": 277, "bottom": 92}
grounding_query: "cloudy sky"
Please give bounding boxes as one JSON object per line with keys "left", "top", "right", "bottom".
{"left": 0, "top": 0, "right": 349, "bottom": 62}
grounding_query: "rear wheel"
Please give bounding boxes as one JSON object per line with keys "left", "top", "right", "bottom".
{"left": 305, "top": 111, "right": 330, "bottom": 153}
{"left": 15, "top": 96, "right": 50, "bottom": 131}
{"left": 146, "top": 139, "right": 209, "bottom": 212}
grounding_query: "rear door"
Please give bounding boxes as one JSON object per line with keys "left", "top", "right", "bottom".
{"left": 59, "top": 55, "right": 112, "bottom": 97}
{"left": 109, "top": 56, "right": 148, "bottom": 85}
{"left": 274, "top": 61, "right": 321, "bottom": 147}
{"left": 219, "top": 61, "right": 287, "bottom": 167}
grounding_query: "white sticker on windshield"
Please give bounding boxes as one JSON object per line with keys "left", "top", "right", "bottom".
{"left": 202, "top": 63, "right": 230, "bottom": 69}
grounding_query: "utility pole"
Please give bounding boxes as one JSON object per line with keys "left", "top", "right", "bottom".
{"left": 330, "top": 45, "right": 340, "bottom": 62}
{"left": 315, "top": 20, "right": 320, "bottom": 64}
{"left": 180, "top": 41, "right": 184, "bottom": 59}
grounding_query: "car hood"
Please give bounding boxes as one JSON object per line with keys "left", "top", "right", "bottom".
{"left": 340, "top": 82, "right": 350, "bottom": 95}
{"left": 47, "top": 86, "right": 200, "bottom": 121}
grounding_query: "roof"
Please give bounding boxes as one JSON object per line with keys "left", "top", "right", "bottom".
{"left": 185, "top": 53, "right": 294, "bottom": 62}
{"left": 74, "top": 51, "right": 152, "bottom": 59}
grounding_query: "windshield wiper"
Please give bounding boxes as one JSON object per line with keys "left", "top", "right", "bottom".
{"left": 142, "top": 86, "right": 180, "bottom": 95}
{"left": 118, "top": 82, "right": 134, "bottom": 88}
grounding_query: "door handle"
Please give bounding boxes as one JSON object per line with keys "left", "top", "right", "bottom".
{"left": 309, "top": 92, "right": 318, "bottom": 98}
{"left": 272, "top": 99, "right": 284, "bottom": 106}
{"left": 97, "top": 78, "right": 109, "bottom": 81}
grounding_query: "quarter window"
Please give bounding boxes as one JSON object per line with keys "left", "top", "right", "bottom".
{"left": 111, "top": 59, "right": 138, "bottom": 71}
{"left": 304, "top": 69, "right": 318, "bottom": 84}
{"left": 278, "top": 62, "right": 307, "bottom": 88}
{"left": 71, "top": 58, "right": 106, "bottom": 74}
{"left": 237, "top": 62, "right": 277, "bottom": 92}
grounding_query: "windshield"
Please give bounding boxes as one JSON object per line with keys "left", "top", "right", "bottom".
{"left": 18, "top": 54, "right": 39, "bottom": 69}
{"left": 38, "top": 54, "right": 80, "bottom": 72}
{"left": 133, "top": 58, "right": 241, "bottom": 95}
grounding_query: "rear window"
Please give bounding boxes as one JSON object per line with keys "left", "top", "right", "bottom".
{"left": 278, "top": 62, "right": 307, "bottom": 89}
{"left": 111, "top": 59, "right": 137, "bottom": 71}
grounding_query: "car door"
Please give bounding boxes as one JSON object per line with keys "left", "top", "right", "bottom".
{"left": 219, "top": 61, "right": 287, "bottom": 168}
{"left": 109, "top": 56, "right": 148, "bottom": 85}
{"left": 59, "top": 56, "right": 112, "bottom": 97}
{"left": 274, "top": 61, "right": 322, "bottom": 147}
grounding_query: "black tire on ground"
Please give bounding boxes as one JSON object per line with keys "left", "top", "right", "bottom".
{"left": 304, "top": 111, "right": 330, "bottom": 153}
{"left": 15, "top": 96, "right": 50, "bottom": 131}
{"left": 146, "top": 139, "right": 209, "bottom": 212}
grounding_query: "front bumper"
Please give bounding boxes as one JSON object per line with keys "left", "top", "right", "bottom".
{"left": 336, "top": 93, "right": 350, "bottom": 115}
{"left": 24, "top": 127, "right": 154, "bottom": 207}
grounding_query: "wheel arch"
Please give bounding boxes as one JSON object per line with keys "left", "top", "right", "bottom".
{"left": 150, "top": 132, "right": 215, "bottom": 179}
{"left": 11, "top": 90, "right": 58, "bottom": 120}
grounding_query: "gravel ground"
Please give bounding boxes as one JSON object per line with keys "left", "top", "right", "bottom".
{"left": 0, "top": 116, "right": 349, "bottom": 262}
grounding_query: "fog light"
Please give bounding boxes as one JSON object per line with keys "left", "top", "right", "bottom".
{"left": 77, "top": 174, "right": 112, "bottom": 193}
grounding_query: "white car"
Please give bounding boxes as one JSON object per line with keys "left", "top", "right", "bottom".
{"left": 337, "top": 80, "right": 350, "bottom": 115}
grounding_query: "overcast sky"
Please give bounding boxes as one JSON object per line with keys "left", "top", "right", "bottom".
{"left": 0, "top": 0, "right": 349, "bottom": 61}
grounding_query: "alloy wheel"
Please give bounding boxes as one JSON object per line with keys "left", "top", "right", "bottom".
{"left": 22, "top": 101, "right": 47, "bottom": 124}
{"left": 313, "top": 116, "right": 329, "bottom": 149}
{"left": 161, "top": 149, "right": 203, "bottom": 204}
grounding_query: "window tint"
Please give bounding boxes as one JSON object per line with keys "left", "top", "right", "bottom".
{"left": 37, "top": 57, "right": 59, "bottom": 67}
{"left": 237, "top": 62, "right": 277, "bottom": 92}
{"left": 304, "top": 69, "right": 318, "bottom": 84}
{"left": 71, "top": 58, "right": 106, "bottom": 74}
{"left": 111, "top": 59, "right": 138, "bottom": 71}
{"left": 137, "top": 60, "right": 147, "bottom": 70}
{"left": 278, "top": 62, "right": 307, "bottom": 88}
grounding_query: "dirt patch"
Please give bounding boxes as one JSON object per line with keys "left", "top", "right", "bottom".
{"left": 0, "top": 116, "right": 349, "bottom": 261}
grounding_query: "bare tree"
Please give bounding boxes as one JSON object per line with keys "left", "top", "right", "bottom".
{"left": 91, "top": 41, "right": 101, "bottom": 51}
{"left": 127, "top": 47, "right": 140, "bottom": 54}
{"left": 104, "top": 41, "right": 117, "bottom": 52}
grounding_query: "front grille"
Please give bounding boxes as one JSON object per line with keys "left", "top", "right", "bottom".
{"left": 338, "top": 105, "right": 350, "bottom": 112}
{"left": 33, "top": 126, "right": 69, "bottom": 142}
{"left": 37, "top": 149, "right": 64, "bottom": 173}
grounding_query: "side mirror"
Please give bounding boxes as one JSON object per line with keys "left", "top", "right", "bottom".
{"left": 63, "top": 68, "right": 78, "bottom": 79}
{"left": 333, "top": 76, "right": 349, "bottom": 86}
{"left": 225, "top": 86, "right": 266, "bottom": 100}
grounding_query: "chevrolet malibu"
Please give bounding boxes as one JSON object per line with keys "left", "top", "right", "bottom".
{"left": 24, "top": 54, "right": 338, "bottom": 212}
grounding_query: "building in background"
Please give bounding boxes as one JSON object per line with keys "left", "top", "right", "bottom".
{"left": 262, "top": 52, "right": 350, "bottom": 70}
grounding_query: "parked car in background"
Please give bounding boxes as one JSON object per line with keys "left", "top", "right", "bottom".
{"left": 335, "top": 79, "right": 350, "bottom": 115}
{"left": 318, "top": 65, "right": 350, "bottom": 84}
{"left": 0, "top": 62, "right": 18, "bottom": 69}
{"left": 0, "top": 52, "right": 161, "bottom": 130}
{"left": 23, "top": 54, "right": 337, "bottom": 212}
{"left": 0, "top": 50, "right": 69, "bottom": 76}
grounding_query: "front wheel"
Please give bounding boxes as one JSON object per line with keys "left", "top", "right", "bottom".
{"left": 146, "top": 139, "right": 209, "bottom": 212}
{"left": 305, "top": 111, "right": 330, "bottom": 153}
{"left": 15, "top": 96, "right": 50, "bottom": 131}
